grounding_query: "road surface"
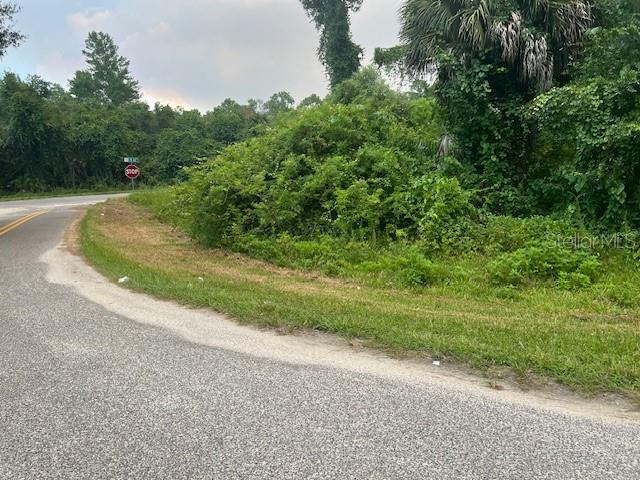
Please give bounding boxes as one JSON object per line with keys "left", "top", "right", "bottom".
{"left": 1, "top": 195, "right": 639, "bottom": 479}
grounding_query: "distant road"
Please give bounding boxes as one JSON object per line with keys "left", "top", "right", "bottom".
{"left": 0, "top": 193, "right": 128, "bottom": 228}
{"left": 1, "top": 194, "right": 639, "bottom": 479}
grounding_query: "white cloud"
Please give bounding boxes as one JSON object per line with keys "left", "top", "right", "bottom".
{"left": 68, "top": 9, "right": 113, "bottom": 35}
{"left": 149, "top": 22, "right": 171, "bottom": 35}
{"left": 106, "top": 0, "right": 330, "bottom": 110}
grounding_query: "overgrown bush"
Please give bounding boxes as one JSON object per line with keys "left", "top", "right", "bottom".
{"left": 530, "top": 24, "right": 640, "bottom": 230}
{"left": 142, "top": 67, "right": 634, "bottom": 293}
{"left": 231, "top": 234, "right": 439, "bottom": 288}
{"left": 479, "top": 215, "right": 585, "bottom": 255}
{"left": 410, "top": 175, "right": 477, "bottom": 254}
{"left": 170, "top": 71, "right": 447, "bottom": 248}
{"left": 488, "top": 241, "right": 601, "bottom": 287}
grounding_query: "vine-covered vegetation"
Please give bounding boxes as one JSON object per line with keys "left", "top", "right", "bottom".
{"left": 132, "top": 1, "right": 640, "bottom": 295}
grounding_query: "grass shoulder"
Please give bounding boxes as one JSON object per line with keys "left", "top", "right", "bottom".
{"left": 81, "top": 198, "right": 640, "bottom": 399}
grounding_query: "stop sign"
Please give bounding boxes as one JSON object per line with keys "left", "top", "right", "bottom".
{"left": 125, "top": 164, "right": 140, "bottom": 180}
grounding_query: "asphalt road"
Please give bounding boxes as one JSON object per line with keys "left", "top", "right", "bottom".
{"left": 1, "top": 195, "right": 639, "bottom": 479}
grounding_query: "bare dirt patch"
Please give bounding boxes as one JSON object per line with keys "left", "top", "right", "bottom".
{"left": 62, "top": 207, "right": 88, "bottom": 256}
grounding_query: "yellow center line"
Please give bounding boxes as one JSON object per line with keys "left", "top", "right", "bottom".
{"left": 0, "top": 211, "right": 48, "bottom": 237}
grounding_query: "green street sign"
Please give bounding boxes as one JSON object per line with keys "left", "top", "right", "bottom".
{"left": 124, "top": 157, "right": 139, "bottom": 164}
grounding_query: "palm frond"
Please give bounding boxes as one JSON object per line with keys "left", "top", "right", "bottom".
{"left": 522, "top": 32, "right": 553, "bottom": 90}
{"left": 399, "top": 0, "right": 593, "bottom": 88}
{"left": 400, "top": 0, "right": 462, "bottom": 72}
{"left": 519, "top": 0, "right": 549, "bottom": 18}
{"left": 458, "top": 0, "right": 492, "bottom": 51}
{"left": 492, "top": 12, "right": 522, "bottom": 64}
{"left": 552, "top": 1, "right": 593, "bottom": 43}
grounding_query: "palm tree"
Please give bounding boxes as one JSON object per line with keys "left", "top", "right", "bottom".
{"left": 400, "top": 0, "right": 594, "bottom": 90}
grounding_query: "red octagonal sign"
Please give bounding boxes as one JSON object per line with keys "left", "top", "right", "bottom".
{"left": 125, "top": 164, "right": 140, "bottom": 180}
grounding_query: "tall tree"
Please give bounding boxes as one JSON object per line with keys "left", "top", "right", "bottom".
{"left": 0, "top": 2, "right": 24, "bottom": 58}
{"left": 70, "top": 31, "right": 140, "bottom": 105}
{"left": 399, "top": 0, "right": 594, "bottom": 91}
{"left": 0, "top": 74, "right": 65, "bottom": 190}
{"left": 300, "top": 0, "right": 364, "bottom": 86}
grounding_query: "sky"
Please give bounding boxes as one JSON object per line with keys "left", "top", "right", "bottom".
{"left": 1, "top": 0, "right": 403, "bottom": 111}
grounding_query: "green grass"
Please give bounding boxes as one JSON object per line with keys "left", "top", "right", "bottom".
{"left": 0, "top": 187, "right": 132, "bottom": 202}
{"left": 81, "top": 199, "right": 640, "bottom": 398}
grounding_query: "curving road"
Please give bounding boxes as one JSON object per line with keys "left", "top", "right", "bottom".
{"left": 1, "top": 195, "right": 639, "bottom": 479}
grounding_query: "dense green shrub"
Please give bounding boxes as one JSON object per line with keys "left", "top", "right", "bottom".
{"left": 141, "top": 63, "right": 637, "bottom": 293}
{"left": 488, "top": 241, "right": 601, "bottom": 287}
{"left": 435, "top": 57, "right": 533, "bottom": 216}
{"left": 171, "top": 72, "right": 446, "bottom": 248}
{"left": 410, "top": 175, "right": 477, "bottom": 254}
{"left": 230, "top": 234, "right": 439, "bottom": 288}
{"left": 530, "top": 24, "right": 640, "bottom": 230}
{"left": 479, "top": 215, "right": 585, "bottom": 255}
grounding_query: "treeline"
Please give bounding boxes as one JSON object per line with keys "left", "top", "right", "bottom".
{"left": 0, "top": 72, "right": 278, "bottom": 191}
{"left": 0, "top": 0, "right": 366, "bottom": 195}
{"left": 0, "top": 30, "right": 310, "bottom": 193}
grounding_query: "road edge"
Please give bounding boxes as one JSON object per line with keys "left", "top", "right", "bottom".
{"left": 36, "top": 207, "right": 640, "bottom": 424}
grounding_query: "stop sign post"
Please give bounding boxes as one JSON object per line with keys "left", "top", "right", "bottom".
{"left": 125, "top": 163, "right": 140, "bottom": 190}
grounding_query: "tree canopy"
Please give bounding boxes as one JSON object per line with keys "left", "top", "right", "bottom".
{"left": 400, "top": 0, "right": 594, "bottom": 90}
{"left": 70, "top": 31, "right": 140, "bottom": 105}
{"left": 0, "top": 1, "right": 24, "bottom": 58}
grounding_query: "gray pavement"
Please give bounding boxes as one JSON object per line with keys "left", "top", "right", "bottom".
{"left": 1, "top": 196, "right": 639, "bottom": 479}
{"left": 0, "top": 194, "right": 128, "bottom": 225}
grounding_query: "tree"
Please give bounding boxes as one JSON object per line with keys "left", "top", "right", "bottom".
{"left": 389, "top": 1, "right": 598, "bottom": 214}
{"left": 263, "top": 91, "right": 295, "bottom": 116}
{"left": 205, "top": 98, "right": 265, "bottom": 146}
{"left": 299, "top": 93, "right": 323, "bottom": 108}
{"left": 70, "top": 31, "right": 140, "bottom": 105}
{"left": 148, "top": 129, "right": 212, "bottom": 184}
{"left": 154, "top": 103, "right": 178, "bottom": 130}
{"left": 68, "top": 70, "right": 99, "bottom": 100}
{"left": 300, "top": 0, "right": 364, "bottom": 86}
{"left": 400, "top": 0, "right": 594, "bottom": 91}
{"left": 0, "top": 2, "right": 23, "bottom": 58}
{"left": 0, "top": 74, "right": 65, "bottom": 191}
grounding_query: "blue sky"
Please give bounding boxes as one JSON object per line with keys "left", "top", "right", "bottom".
{"left": 1, "top": 0, "right": 402, "bottom": 111}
